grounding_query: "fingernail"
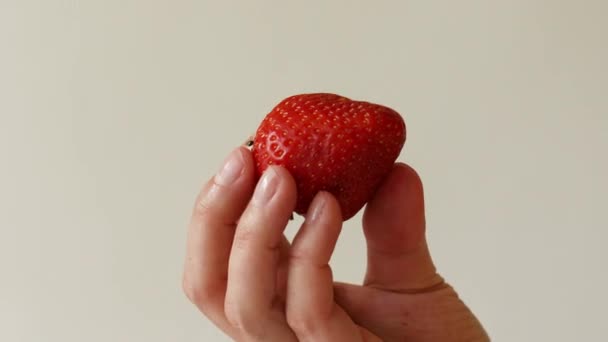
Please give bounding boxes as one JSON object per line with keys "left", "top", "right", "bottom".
{"left": 308, "top": 192, "right": 327, "bottom": 223}
{"left": 253, "top": 167, "right": 279, "bottom": 204}
{"left": 215, "top": 148, "right": 244, "bottom": 186}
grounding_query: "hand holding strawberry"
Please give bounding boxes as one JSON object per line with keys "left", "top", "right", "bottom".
{"left": 183, "top": 95, "right": 489, "bottom": 341}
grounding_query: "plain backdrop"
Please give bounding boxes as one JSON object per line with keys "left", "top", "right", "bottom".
{"left": 1, "top": 1, "right": 607, "bottom": 341}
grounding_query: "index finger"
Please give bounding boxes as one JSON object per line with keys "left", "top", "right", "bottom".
{"left": 182, "top": 147, "right": 256, "bottom": 334}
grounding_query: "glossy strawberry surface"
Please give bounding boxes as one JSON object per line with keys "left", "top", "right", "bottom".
{"left": 252, "top": 93, "right": 406, "bottom": 221}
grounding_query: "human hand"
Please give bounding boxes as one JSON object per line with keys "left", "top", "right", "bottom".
{"left": 182, "top": 146, "right": 489, "bottom": 341}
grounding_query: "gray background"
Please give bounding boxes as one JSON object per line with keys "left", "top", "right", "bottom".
{"left": 1, "top": 1, "right": 607, "bottom": 341}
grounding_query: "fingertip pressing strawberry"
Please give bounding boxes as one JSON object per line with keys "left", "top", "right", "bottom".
{"left": 251, "top": 93, "right": 406, "bottom": 221}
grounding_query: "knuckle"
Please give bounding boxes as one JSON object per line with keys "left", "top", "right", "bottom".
{"left": 288, "top": 249, "right": 311, "bottom": 265}
{"left": 231, "top": 226, "right": 256, "bottom": 252}
{"left": 233, "top": 228, "right": 281, "bottom": 256}
{"left": 224, "top": 299, "right": 265, "bottom": 338}
{"left": 286, "top": 310, "right": 319, "bottom": 336}
{"left": 193, "top": 191, "right": 214, "bottom": 219}
{"left": 286, "top": 297, "right": 333, "bottom": 335}
{"left": 182, "top": 276, "right": 204, "bottom": 304}
{"left": 182, "top": 275, "right": 219, "bottom": 312}
{"left": 288, "top": 249, "right": 330, "bottom": 272}
{"left": 192, "top": 179, "right": 226, "bottom": 220}
{"left": 182, "top": 275, "right": 192, "bottom": 299}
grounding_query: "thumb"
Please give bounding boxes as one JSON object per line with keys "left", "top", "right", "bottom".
{"left": 362, "top": 163, "right": 443, "bottom": 291}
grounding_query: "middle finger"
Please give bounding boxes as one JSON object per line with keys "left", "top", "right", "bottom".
{"left": 225, "top": 166, "right": 298, "bottom": 341}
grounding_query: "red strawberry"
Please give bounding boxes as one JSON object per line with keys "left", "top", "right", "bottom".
{"left": 251, "top": 93, "right": 406, "bottom": 221}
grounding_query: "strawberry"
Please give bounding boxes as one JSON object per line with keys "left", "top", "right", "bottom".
{"left": 251, "top": 93, "right": 406, "bottom": 221}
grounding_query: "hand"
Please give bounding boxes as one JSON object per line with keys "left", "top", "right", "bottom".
{"left": 182, "top": 146, "right": 489, "bottom": 341}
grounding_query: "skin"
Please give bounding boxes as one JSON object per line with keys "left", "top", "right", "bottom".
{"left": 183, "top": 146, "right": 490, "bottom": 341}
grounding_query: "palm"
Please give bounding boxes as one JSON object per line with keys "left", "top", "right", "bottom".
{"left": 334, "top": 282, "right": 487, "bottom": 342}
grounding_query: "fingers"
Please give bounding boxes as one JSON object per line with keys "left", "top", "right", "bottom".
{"left": 182, "top": 147, "right": 256, "bottom": 334}
{"left": 362, "top": 163, "right": 444, "bottom": 292}
{"left": 286, "top": 192, "right": 366, "bottom": 341}
{"left": 275, "top": 236, "right": 292, "bottom": 304}
{"left": 224, "top": 166, "right": 299, "bottom": 341}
